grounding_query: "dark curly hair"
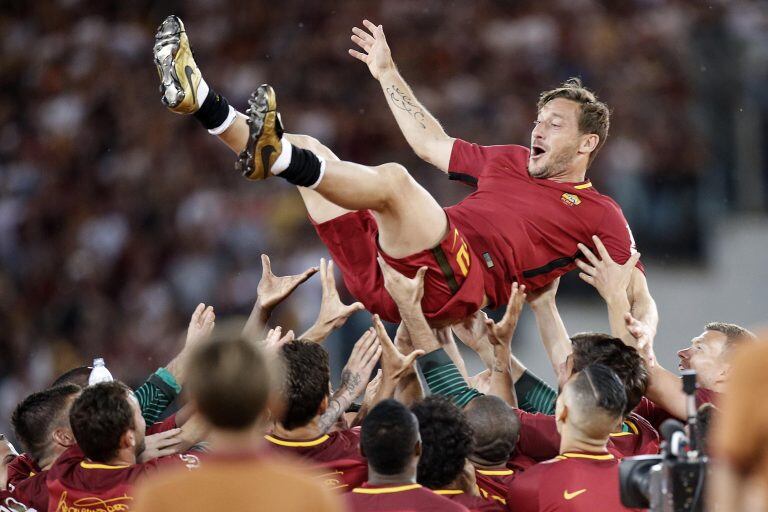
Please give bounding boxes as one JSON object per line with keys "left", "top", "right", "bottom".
{"left": 571, "top": 332, "right": 648, "bottom": 416}
{"left": 70, "top": 381, "right": 135, "bottom": 463}
{"left": 411, "top": 396, "right": 474, "bottom": 489}
{"left": 280, "top": 340, "right": 330, "bottom": 430}
{"left": 11, "top": 384, "right": 81, "bottom": 464}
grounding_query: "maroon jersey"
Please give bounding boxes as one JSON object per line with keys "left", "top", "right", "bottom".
{"left": 12, "top": 471, "right": 47, "bottom": 511}
{"left": 435, "top": 489, "right": 505, "bottom": 511}
{"left": 46, "top": 446, "right": 200, "bottom": 512}
{"left": 7, "top": 454, "right": 40, "bottom": 489}
{"left": 507, "top": 452, "right": 537, "bottom": 472}
{"left": 1, "top": 489, "right": 32, "bottom": 511}
{"left": 313, "top": 458, "right": 368, "bottom": 492}
{"left": 446, "top": 139, "right": 643, "bottom": 308}
{"left": 347, "top": 483, "right": 469, "bottom": 511}
{"left": 145, "top": 413, "right": 177, "bottom": 435}
{"left": 475, "top": 468, "right": 517, "bottom": 505}
{"left": 634, "top": 388, "right": 720, "bottom": 432}
{"left": 264, "top": 427, "right": 363, "bottom": 463}
{"left": 506, "top": 451, "right": 643, "bottom": 512}
{"left": 516, "top": 411, "right": 659, "bottom": 461}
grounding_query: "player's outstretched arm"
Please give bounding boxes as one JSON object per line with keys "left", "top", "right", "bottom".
{"left": 349, "top": 20, "right": 455, "bottom": 172}
{"left": 484, "top": 284, "right": 527, "bottom": 407}
{"left": 300, "top": 258, "right": 364, "bottom": 343}
{"left": 527, "top": 279, "right": 572, "bottom": 384}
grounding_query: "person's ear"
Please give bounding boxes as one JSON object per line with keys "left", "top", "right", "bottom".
{"left": 121, "top": 429, "right": 136, "bottom": 450}
{"left": 317, "top": 395, "right": 329, "bottom": 416}
{"left": 414, "top": 439, "right": 422, "bottom": 458}
{"left": 579, "top": 134, "right": 599, "bottom": 156}
{"left": 557, "top": 403, "right": 568, "bottom": 424}
{"left": 51, "top": 428, "right": 76, "bottom": 448}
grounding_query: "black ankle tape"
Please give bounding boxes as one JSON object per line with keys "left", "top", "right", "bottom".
{"left": 193, "top": 89, "right": 230, "bottom": 130}
{"left": 278, "top": 146, "right": 322, "bottom": 187}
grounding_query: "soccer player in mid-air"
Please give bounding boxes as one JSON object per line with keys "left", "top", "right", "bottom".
{"left": 153, "top": 16, "right": 657, "bottom": 330}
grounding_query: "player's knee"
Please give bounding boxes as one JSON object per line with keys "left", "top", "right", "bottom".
{"left": 377, "top": 162, "right": 412, "bottom": 189}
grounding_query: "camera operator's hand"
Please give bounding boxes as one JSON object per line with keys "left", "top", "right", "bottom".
{"left": 301, "top": 258, "right": 364, "bottom": 343}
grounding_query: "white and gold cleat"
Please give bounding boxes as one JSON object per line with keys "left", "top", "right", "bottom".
{"left": 153, "top": 15, "right": 203, "bottom": 114}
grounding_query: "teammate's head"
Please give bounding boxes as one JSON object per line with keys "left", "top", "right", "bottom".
{"left": 279, "top": 340, "right": 330, "bottom": 430}
{"left": 0, "top": 434, "right": 19, "bottom": 490}
{"left": 51, "top": 366, "right": 92, "bottom": 388}
{"left": 677, "top": 322, "right": 756, "bottom": 390}
{"left": 361, "top": 399, "right": 421, "bottom": 478}
{"left": 463, "top": 395, "right": 520, "bottom": 466}
{"left": 530, "top": 78, "right": 609, "bottom": 178}
{"left": 411, "top": 396, "right": 474, "bottom": 490}
{"left": 569, "top": 332, "right": 647, "bottom": 417}
{"left": 188, "top": 337, "right": 270, "bottom": 431}
{"left": 70, "top": 381, "right": 146, "bottom": 464}
{"left": 11, "top": 384, "right": 81, "bottom": 466}
{"left": 556, "top": 364, "right": 627, "bottom": 439}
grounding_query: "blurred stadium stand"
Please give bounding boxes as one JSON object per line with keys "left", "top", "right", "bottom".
{"left": 1, "top": 0, "right": 768, "bottom": 436}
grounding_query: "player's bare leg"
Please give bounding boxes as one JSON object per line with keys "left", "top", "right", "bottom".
{"left": 237, "top": 85, "right": 447, "bottom": 258}
{"left": 153, "top": 15, "right": 349, "bottom": 224}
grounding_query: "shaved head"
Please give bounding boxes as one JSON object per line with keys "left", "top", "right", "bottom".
{"left": 463, "top": 395, "right": 520, "bottom": 465}
{"left": 558, "top": 364, "right": 626, "bottom": 439}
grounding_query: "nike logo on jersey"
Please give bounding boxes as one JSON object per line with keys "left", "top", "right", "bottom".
{"left": 563, "top": 489, "right": 587, "bottom": 500}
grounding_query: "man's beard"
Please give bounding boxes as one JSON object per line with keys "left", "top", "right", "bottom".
{"left": 529, "top": 144, "right": 579, "bottom": 179}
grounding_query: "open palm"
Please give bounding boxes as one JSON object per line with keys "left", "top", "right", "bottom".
{"left": 349, "top": 20, "right": 394, "bottom": 80}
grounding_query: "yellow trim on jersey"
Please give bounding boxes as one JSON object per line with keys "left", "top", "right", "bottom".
{"left": 80, "top": 461, "right": 130, "bottom": 470}
{"left": 435, "top": 489, "right": 465, "bottom": 495}
{"left": 609, "top": 419, "right": 640, "bottom": 437}
{"left": 352, "top": 484, "right": 422, "bottom": 494}
{"left": 557, "top": 452, "right": 615, "bottom": 461}
{"left": 477, "top": 469, "right": 514, "bottom": 476}
{"left": 264, "top": 434, "right": 329, "bottom": 447}
{"left": 574, "top": 181, "right": 593, "bottom": 190}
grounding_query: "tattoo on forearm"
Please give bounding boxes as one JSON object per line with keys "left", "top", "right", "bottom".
{"left": 493, "top": 361, "right": 506, "bottom": 373}
{"left": 317, "top": 398, "right": 343, "bottom": 433}
{"left": 386, "top": 85, "right": 426, "bottom": 129}
{"left": 341, "top": 369, "right": 362, "bottom": 393}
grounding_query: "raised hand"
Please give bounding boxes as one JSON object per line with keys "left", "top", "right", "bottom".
{"left": 263, "top": 326, "right": 295, "bottom": 353}
{"left": 317, "top": 328, "right": 381, "bottom": 433}
{"left": 257, "top": 254, "right": 318, "bottom": 312}
{"left": 575, "top": 236, "right": 640, "bottom": 301}
{"left": 484, "top": 283, "right": 527, "bottom": 347}
{"left": 624, "top": 312, "right": 657, "bottom": 367}
{"left": 377, "top": 256, "right": 427, "bottom": 310}
{"left": 452, "top": 310, "right": 495, "bottom": 370}
{"left": 525, "top": 277, "right": 560, "bottom": 307}
{"left": 373, "top": 314, "right": 424, "bottom": 382}
{"left": 137, "top": 428, "right": 183, "bottom": 463}
{"left": 349, "top": 20, "right": 395, "bottom": 81}
{"left": 185, "top": 303, "right": 215, "bottom": 349}
{"left": 301, "top": 258, "right": 365, "bottom": 343}
{"left": 339, "top": 328, "right": 382, "bottom": 401}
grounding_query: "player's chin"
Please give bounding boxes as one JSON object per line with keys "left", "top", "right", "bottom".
{"left": 528, "top": 159, "right": 547, "bottom": 177}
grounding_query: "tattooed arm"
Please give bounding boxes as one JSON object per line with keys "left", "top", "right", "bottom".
{"left": 349, "top": 20, "right": 454, "bottom": 172}
{"left": 317, "top": 329, "right": 381, "bottom": 433}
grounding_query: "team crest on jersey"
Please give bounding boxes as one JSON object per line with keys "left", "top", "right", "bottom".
{"left": 560, "top": 193, "right": 581, "bottom": 207}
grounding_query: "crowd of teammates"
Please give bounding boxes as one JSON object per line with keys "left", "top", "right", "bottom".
{"left": 0, "top": 244, "right": 758, "bottom": 511}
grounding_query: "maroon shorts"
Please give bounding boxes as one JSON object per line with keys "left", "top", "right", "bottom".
{"left": 313, "top": 210, "right": 485, "bottom": 324}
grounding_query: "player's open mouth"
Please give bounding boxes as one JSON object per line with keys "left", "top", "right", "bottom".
{"left": 531, "top": 144, "right": 547, "bottom": 159}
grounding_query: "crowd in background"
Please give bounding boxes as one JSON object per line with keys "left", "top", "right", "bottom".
{"left": 2, "top": 0, "right": 768, "bottom": 439}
